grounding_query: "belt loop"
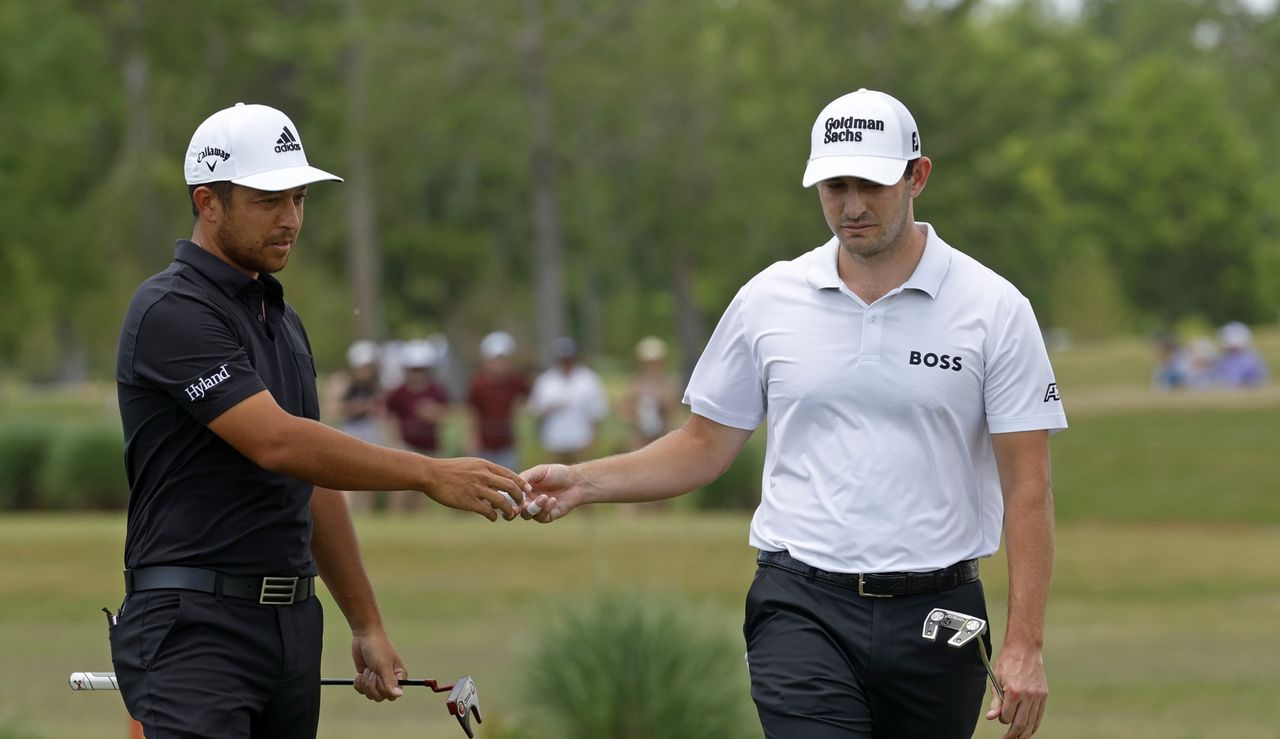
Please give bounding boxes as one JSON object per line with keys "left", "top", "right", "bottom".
{"left": 123, "top": 569, "right": 133, "bottom": 594}
{"left": 214, "top": 572, "right": 224, "bottom": 601}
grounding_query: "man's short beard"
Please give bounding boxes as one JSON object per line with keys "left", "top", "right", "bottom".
{"left": 216, "top": 220, "right": 280, "bottom": 275}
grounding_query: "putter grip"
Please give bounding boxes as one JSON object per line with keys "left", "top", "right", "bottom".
{"left": 69, "top": 672, "right": 120, "bottom": 691}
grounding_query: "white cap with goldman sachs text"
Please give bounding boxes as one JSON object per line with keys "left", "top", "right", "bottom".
{"left": 185, "top": 103, "right": 342, "bottom": 191}
{"left": 801, "top": 89, "right": 921, "bottom": 188}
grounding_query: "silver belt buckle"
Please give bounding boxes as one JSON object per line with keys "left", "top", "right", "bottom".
{"left": 259, "top": 576, "right": 299, "bottom": 605}
{"left": 857, "top": 573, "right": 891, "bottom": 598}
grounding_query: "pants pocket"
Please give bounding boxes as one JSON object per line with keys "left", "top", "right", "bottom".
{"left": 135, "top": 591, "right": 184, "bottom": 669}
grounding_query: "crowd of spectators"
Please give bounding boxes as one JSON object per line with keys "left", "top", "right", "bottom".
{"left": 325, "top": 332, "right": 684, "bottom": 513}
{"left": 1153, "top": 322, "right": 1270, "bottom": 391}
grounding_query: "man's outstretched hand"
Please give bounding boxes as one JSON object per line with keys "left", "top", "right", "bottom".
{"left": 424, "top": 457, "right": 531, "bottom": 521}
{"left": 518, "top": 463, "right": 584, "bottom": 522}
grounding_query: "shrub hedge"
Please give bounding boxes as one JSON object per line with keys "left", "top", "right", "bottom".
{"left": 0, "top": 418, "right": 127, "bottom": 510}
{"left": 0, "top": 420, "right": 56, "bottom": 510}
{"left": 518, "top": 591, "right": 752, "bottom": 739}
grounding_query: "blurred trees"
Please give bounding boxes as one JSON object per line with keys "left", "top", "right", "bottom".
{"left": 1, "top": 0, "right": 1277, "bottom": 380}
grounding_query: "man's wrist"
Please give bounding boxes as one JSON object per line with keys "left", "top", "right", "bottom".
{"left": 999, "top": 635, "right": 1044, "bottom": 652}
{"left": 349, "top": 619, "right": 386, "bottom": 638}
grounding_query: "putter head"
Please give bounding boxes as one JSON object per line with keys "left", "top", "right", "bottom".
{"left": 446, "top": 676, "right": 482, "bottom": 738}
{"left": 921, "top": 608, "right": 987, "bottom": 647}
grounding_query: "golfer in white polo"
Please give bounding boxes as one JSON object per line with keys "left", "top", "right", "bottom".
{"left": 521, "top": 88, "right": 1065, "bottom": 739}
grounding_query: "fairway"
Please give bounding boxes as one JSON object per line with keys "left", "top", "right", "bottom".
{"left": 2, "top": 511, "right": 1279, "bottom": 739}
{"left": 3, "top": 335, "right": 1279, "bottom": 738}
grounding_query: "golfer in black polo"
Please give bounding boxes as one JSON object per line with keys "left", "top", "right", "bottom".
{"left": 112, "top": 103, "right": 529, "bottom": 738}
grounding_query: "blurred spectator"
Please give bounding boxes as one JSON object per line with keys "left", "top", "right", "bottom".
{"left": 378, "top": 339, "right": 406, "bottom": 392}
{"left": 465, "top": 331, "right": 531, "bottom": 472}
{"left": 1151, "top": 332, "right": 1192, "bottom": 390}
{"left": 528, "top": 337, "right": 609, "bottom": 465}
{"left": 383, "top": 340, "right": 450, "bottom": 513}
{"left": 1214, "top": 321, "right": 1269, "bottom": 388}
{"left": 1186, "top": 337, "right": 1220, "bottom": 389}
{"left": 620, "top": 336, "right": 682, "bottom": 450}
{"left": 327, "top": 340, "right": 386, "bottom": 512}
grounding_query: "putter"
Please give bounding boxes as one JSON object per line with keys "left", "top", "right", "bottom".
{"left": 920, "top": 608, "right": 1004, "bottom": 701}
{"left": 71, "top": 672, "right": 483, "bottom": 738}
{"left": 321, "top": 675, "right": 482, "bottom": 738}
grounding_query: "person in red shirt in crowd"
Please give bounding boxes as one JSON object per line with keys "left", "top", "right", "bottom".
{"left": 383, "top": 340, "right": 450, "bottom": 514}
{"left": 465, "top": 331, "right": 531, "bottom": 472}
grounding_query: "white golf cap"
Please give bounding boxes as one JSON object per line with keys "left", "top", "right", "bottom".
{"left": 802, "top": 89, "right": 922, "bottom": 188}
{"left": 634, "top": 336, "right": 667, "bottom": 362}
{"left": 400, "top": 339, "right": 438, "bottom": 368}
{"left": 480, "top": 331, "right": 516, "bottom": 359}
{"left": 1219, "top": 321, "right": 1253, "bottom": 349}
{"left": 185, "top": 103, "right": 342, "bottom": 191}
{"left": 346, "top": 339, "right": 380, "bottom": 368}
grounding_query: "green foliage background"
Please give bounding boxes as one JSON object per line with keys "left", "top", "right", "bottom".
{"left": 2, "top": 0, "right": 1279, "bottom": 380}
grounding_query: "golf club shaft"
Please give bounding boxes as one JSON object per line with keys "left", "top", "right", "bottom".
{"left": 977, "top": 642, "right": 1005, "bottom": 701}
{"left": 72, "top": 673, "right": 451, "bottom": 693}
{"left": 321, "top": 678, "right": 452, "bottom": 691}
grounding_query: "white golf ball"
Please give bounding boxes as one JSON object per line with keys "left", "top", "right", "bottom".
{"left": 526, "top": 499, "right": 543, "bottom": 517}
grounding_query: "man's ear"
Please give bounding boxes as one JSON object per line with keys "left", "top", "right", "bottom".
{"left": 909, "top": 156, "right": 932, "bottom": 197}
{"left": 192, "top": 185, "right": 222, "bottom": 222}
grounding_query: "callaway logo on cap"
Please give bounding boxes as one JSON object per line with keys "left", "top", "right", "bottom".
{"left": 802, "top": 88, "right": 921, "bottom": 188}
{"left": 184, "top": 103, "right": 343, "bottom": 191}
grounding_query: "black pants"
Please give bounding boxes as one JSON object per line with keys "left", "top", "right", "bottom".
{"left": 109, "top": 590, "right": 324, "bottom": 738}
{"left": 744, "top": 563, "right": 990, "bottom": 739}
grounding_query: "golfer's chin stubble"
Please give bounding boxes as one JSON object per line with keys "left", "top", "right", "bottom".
{"left": 222, "top": 235, "right": 293, "bottom": 275}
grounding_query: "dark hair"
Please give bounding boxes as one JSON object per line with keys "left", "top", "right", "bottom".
{"left": 189, "top": 181, "right": 236, "bottom": 218}
{"left": 903, "top": 158, "right": 918, "bottom": 180}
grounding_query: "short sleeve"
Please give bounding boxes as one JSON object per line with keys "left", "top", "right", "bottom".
{"left": 984, "top": 297, "right": 1067, "bottom": 434}
{"left": 683, "top": 285, "right": 765, "bottom": 430}
{"left": 130, "top": 293, "right": 267, "bottom": 425}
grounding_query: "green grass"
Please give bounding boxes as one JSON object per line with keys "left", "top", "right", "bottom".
{"left": 1048, "top": 325, "right": 1280, "bottom": 391}
{"left": 2, "top": 513, "right": 1279, "bottom": 739}
{"left": 1052, "top": 405, "right": 1280, "bottom": 523}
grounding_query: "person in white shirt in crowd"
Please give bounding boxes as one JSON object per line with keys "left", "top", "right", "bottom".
{"left": 527, "top": 337, "right": 609, "bottom": 465}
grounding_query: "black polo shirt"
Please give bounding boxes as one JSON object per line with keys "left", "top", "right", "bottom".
{"left": 116, "top": 240, "right": 321, "bottom": 577}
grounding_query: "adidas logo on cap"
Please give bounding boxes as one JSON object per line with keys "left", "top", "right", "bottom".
{"left": 274, "top": 127, "right": 301, "bottom": 153}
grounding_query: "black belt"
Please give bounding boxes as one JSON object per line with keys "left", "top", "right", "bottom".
{"left": 125, "top": 567, "right": 315, "bottom": 606}
{"left": 757, "top": 550, "right": 979, "bottom": 598}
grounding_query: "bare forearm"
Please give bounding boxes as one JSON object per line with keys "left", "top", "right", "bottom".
{"left": 576, "top": 416, "right": 752, "bottom": 504}
{"left": 1003, "top": 482, "right": 1054, "bottom": 648}
{"left": 267, "top": 415, "right": 435, "bottom": 492}
{"left": 211, "top": 391, "right": 527, "bottom": 521}
{"left": 311, "top": 487, "right": 382, "bottom": 632}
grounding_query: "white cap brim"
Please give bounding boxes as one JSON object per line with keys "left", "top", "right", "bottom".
{"left": 802, "top": 155, "right": 910, "bottom": 188}
{"left": 232, "top": 165, "right": 343, "bottom": 192}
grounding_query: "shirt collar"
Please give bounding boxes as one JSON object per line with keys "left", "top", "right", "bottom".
{"left": 805, "top": 222, "right": 953, "bottom": 299}
{"left": 174, "top": 239, "right": 284, "bottom": 303}
{"left": 900, "top": 223, "right": 952, "bottom": 299}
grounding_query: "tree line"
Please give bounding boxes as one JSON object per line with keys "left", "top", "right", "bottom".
{"left": 2, "top": 0, "right": 1277, "bottom": 382}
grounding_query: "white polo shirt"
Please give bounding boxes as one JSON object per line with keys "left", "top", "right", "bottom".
{"left": 684, "top": 223, "right": 1067, "bottom": 573}
{"left": 528, "top": 364, "right": 609, "bottom": 453}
